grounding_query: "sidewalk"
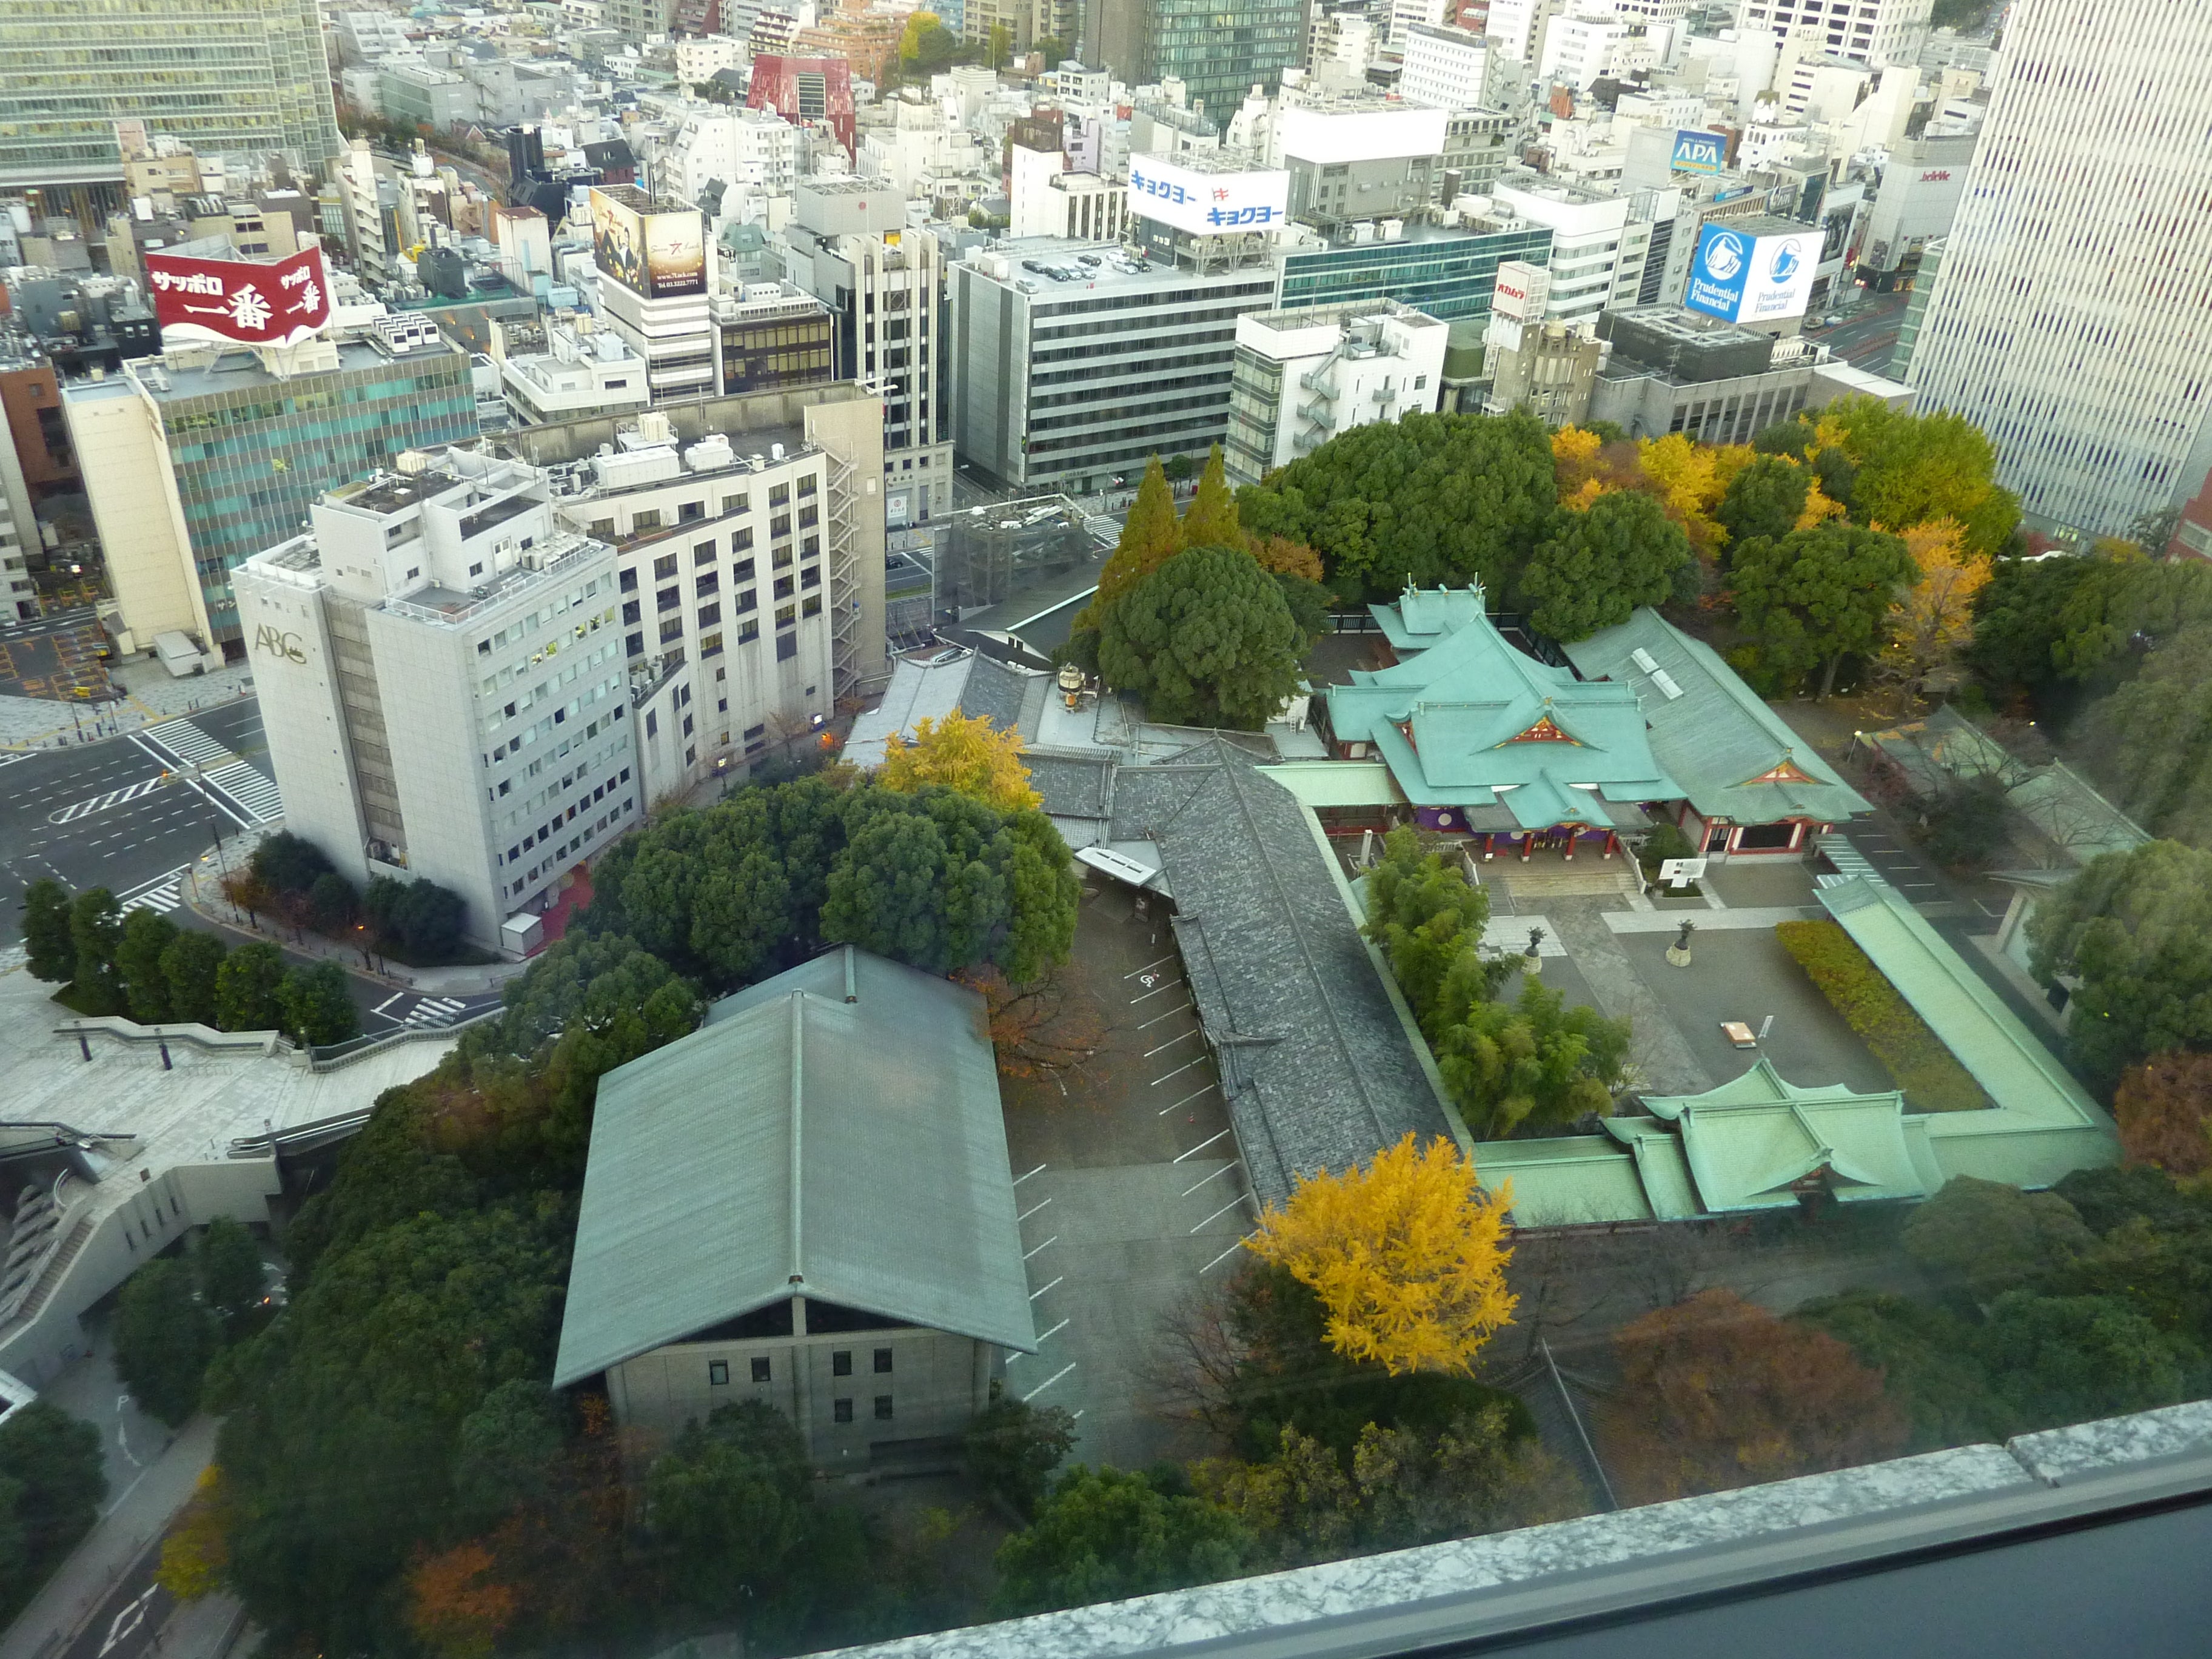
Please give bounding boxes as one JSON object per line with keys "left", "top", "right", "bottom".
{"left": 0, "top": 1418, "right": 217, "bottom": 1659}
{"left": 0, "top": 665, "right": 257, "bottom": 753}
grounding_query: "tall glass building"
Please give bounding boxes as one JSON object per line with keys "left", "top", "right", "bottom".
{"left": 0, "top": 0, "right": 340, "bottom": 188}
{"left": 1141, "top": 0, "right": 1307, "bottom": 122}
{"left": 1277, "top": 223, "right": 1557, "bottom": 324}
{"left": 67, "top": 337, "right": 480, "bottom": 651}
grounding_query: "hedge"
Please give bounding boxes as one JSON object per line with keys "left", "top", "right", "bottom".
{"left": 1775, "top": 920, "right": 1985, "bottom": 1113}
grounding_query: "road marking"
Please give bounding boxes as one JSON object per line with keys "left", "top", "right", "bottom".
{"left": 1013, "top": 1162, "right": 1047, "bottom": 1184}
{"left": 1017, "top": 1197, "right": 1052, "bottom": 1222}
{"left": 1190, "top": 1195, "right": 1247, "bottom": 1233}
{"left": 1028, "top": 1276, "right": 1063, "bottom": 1300}
{"left": 140, "top": 716, "right": 238, "bottom": 768}
{"left": 1142, "top": 1028, "right": 1201, "bottom": 1057}
{"left": 1021, "top": 1362, "right": 1076, "bottom": 1403}
{"left": 1005, "top": 1317, "right": 1070, "bottom": 1361}
{"left": 1150, "top": 1056, "right": 1207, "bottom": 1085}
{"left": 1130, "top": 978, "right": 1183, "bottom": 1004}
{"left": 49, "top": 775, "right": 168, "bottom": 823}
{"left": 1022, "top": 1235, "right": 1059, "bottom": 1260}
{"left": 1136, "top": 1002, "right": 1194, "bottom": 1029}
{"left": 403, "top": 996, "right": 469, "bottom": 1028}
{"left": 203, "top": 759, "right": 283, "bottom": 823}
{"left": 99, "top": 1587, "right": 159, "bottom": 1658}
{"left": 1159, "top": 1083, "right": 1216, "bottom": 1116}
{"left": 1173, "top": 1128, "right": 1232, "bottom": 1162}
{"left": 1123, "top": 954, "right": 1177, "bottom": 979}
{"left": 1182, "top": 1160, "right": 1241, "bottom": 1196}
{"left": 119, "top": 880, "right": 181, "bottom": 917}
{"left": 372, "top": 991, "right": 405, "bottom": 1015}
{"left": 1202, "top": 1234, "right": 1255, "bottom": 1273}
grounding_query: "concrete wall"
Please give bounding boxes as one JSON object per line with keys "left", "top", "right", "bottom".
{"left": 609, "top": 1323, "right": 999, "bottom": 1472}
{"left": 64, "top": 384, "right": 212, "bottom": 651}
{"left": 803, "top": 392, "right": 888, "bottom": 694}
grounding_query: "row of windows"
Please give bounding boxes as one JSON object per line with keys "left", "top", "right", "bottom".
{"left": 706, "top": 1346, "right": 893, "bottom": 1384}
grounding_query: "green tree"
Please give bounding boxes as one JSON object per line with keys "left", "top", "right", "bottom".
{"left": 1067, "top": 455, "right": 1181, "bottom": 665}
{"left": 992, "top": 1465, "right": 1254, "bottom": 1617}
{"left": 1361, "top": 826, "right": 1500, "bottom": 1025}
{"left": 115, "top": 1258, "right": 221, "bottom": 1427}
{"left": 1714, "top": 453, "right": 1811, "bottom": 551}
{"left": 2075, "top": 623, "right": 2212, "bottom": 843}
{"left": 1817, "top": 398, "right": 2020, "bottom": 556}
{"left": 1792, "top": 1290, "right": 2018, "bottom": 1451}
{"left": 307, "top": 871, "right": 357, "bottom": 936}
{"left": 115, "top": 908, "right": 179, "bottom": 1023}
{"left": 985, "top": 19, "right": 1013, "bottom": 65}
{"left": 1177, "top": 444, "right": 1249, "bottom": 552}
{"left": 1235, "top": 410, "right": 1560, "bottom": 602}
{"left": 279, "top": 962, "right": 360, "bottom": 1047}
{"left": 0, "top": 1400, "right": 105, "bottom": 1618}
{"left": 19, "top": 878, "right": 75, "bottom": 983}
{"left": 195, "top": 1217, "right": 267, "bottom": 1336}
{"left": 1097, "top": 545, "right": 1304, "bottom": 729}
{"left": 249, "top": 830, "right": 335, "bottom": 895}
{"left": 2026, "top": 839, "right": 2212, "bottom": 1091}
{"left": 1517, "top": 492, "right": 1694, "bottom": 640}
{"left": 161, "top": 931, "right": 227, "bottom": 1027}
{"left": 1432, "top": 977, "right": 1630, "bottom": 1139}
{"left": 1980, "top": 1290, "right": 2198, "bottom": 1430}
{"left": 452, "top": 1378, "right": 565, "bottom": 1529}
{"left": 964, "top": 1385, "right": 1078, "bottom": 1520}
{"left": 215, "top": 941, "right": 288, "bottom": 1031}
{"left": 1726, "top": 520, "right": 1917, "bottom": 697}
{"left": 67, "top": 887, "right": 125, "bottom": 1014}
{"left": 1900, "top": 1176, "right": 2096, "bottom": 1302}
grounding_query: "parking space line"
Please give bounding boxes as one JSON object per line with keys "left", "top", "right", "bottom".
{"left": 1202, "top": 1235, "right": 1255, "bottom": 1272}
{"left": 1151, "top": 1057, "right": 1208, "bottom": 1086}
{"left": 1143, "top": 1028, "right": 1202, "bottom": 1058}
{"left": 1017, "top": 1197, "right": 1052, "bottom": 1222}
{"left": 1022, "top": 1235, "right": 1059, "bottom": 1260}
{"left": 1028, "top": 1276, "right": 1063, "bottom": 1301}
{"left": 1130, "top": 979, "right": 1184, "bottom": 1004}
{"left": 1124, "top": 954, "right": 1178, "bottom": 979}
{"left": 1022, "top": 1362, "right": 1076, "bottom": 1403}
{"left": 1182, "top": 1161, "right": 1241, "bottom": 1196}
{"left": 1013, "top": 1162, "right": 1047, "bottom": 1184}
{"left": 1136, "top": 1002, "right": 1194, "bottom": 1028}
{"left": 1006, "top": 1318, "right": 1070, "bottom": 1362}
{"left": 1159, "top": 1083, "right": 1217, "bottom": 1116}
{"left": 1173, "top": 1128, "right": 1232, "bottom": 1162}
{"left": 1190, "top": 1195, "right": 1247, "bottom": 1233}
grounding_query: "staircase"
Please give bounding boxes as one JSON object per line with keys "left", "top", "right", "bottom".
{"left": 10, "top": 1213, "right": 93, "bottom": 1327}
{"left": 1492, "top": 861, "right": 1642, "bottom": 905}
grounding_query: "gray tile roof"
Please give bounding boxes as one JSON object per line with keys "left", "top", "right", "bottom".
{"left": 1108, "top": 739, "right": 1451, "bottom": 1205}
{"left": 1025, "top": 748, "right": 1116, "bottom": 819}
{"left": 552, "top": 948, "right": 1036, "bottom": 1387}
{"left": 957, "top": 652, "right": 1036, "bottom": 732}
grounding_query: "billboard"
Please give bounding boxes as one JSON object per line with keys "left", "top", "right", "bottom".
{"left": 1669, "top": 129, "right": 1727, "bottom": 174}
{"left": 1491, "top": 260, "right": 1549, "bottom": 323}
{"left": 143, "top": 244, "right": 332, "bottom": 347}
{"left": 1683, "top": 223, "right": 1815, "bottom": 324}
{"left": 1125, "top": 156, "right": 1289, "bottom": 238}
{"left": 589, "top": 187, "right": 706, "bottom": 300}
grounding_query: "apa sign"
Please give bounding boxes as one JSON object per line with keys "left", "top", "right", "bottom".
{"left": 144, "top": 244, "right": 332, "bottom": 348}
{"left": 1684, "top": 223, "right": 1816, "bottom": 323}
{"left": 1670, "top": 129, "right": 1727, "bottom": 174}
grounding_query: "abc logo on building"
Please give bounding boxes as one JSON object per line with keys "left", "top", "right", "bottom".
{"left": 1702, "top": 232, "right": 1747, "bottom": 282}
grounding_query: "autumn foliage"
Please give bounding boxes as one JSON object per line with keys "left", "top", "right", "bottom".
{"left": 406, "top": 1541, "right": 518, "bottom": 1659}
{"left": 1248, "top": 1134, "right": 1517, "bottom": 1376}
{"left": 1879, "top": 517, "right": 1991, "bottom": 705}
{"left": 2115, "top": 1050, "right": 2212, "bottom": 1179}
{"left": 1606, "top": 1289, "right": 1909, "bottom": 1504}
{"left": 157, "top": 1466, "right": 233, "bottom": 1601}
{"left": 879, "top": 711, "right": 1042, "bottom": 814}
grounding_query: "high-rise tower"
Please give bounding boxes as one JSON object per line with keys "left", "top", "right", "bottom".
{"left": 1904, "top": 1, "right": 2212, "bottom": 539}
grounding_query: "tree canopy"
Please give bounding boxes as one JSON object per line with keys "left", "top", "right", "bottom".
{"left": 1517, "top": 491, "right": 1695, "bottom": 640}
{"left": 1726, "top": 520, "right": 1917, "bottom": 696}
{"left": 1248, "top": 1133, "right": 1517, "bottom": 1378}
{"left": 0, "top": 1401, "right": 106, "bottom": 1624}
{"left": 2114, "top": 1051, "right": 2212, "bottom": 1178}
{"left": 1815, "top": 399, "right": 2020, "bottom": 557}
{"left": 1096, "top": 543, "right": 1304, "bottom": 729}
{"left": 1900, "top": 1176, "right": 2096, "bottom": 1302}
{"left": 19, "top": 878, "right": 74, "bottom": 983}
{"left": 1176, "top": 444, "right": 1248, "bottom": 552}
{"left": 2027, "top": 839, "right": 2212, "bottom": 1091}
{"left": 1235, "top": 411, "right": 1559, "bottom": 602}
{"left": 879, "top": 711, "right": 1041, "bottom": 814}
{"left": 991, "top": 1466, "right": 1253, "bottom": 1617}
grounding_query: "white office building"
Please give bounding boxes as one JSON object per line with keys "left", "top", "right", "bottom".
{"left": 1905, "top": 4, "right": 2212, "bottom": 540}
{"left": 590, "top": 187, "right": 720, "bottom": 407}
{"left": 233, "top": 456, "right": 637, "bottom": 956}
{"left": 1399, "top": 24, "right": 1490, "bottom": 113}
{"left": 1224, "top": 302, "right": 1448, "bottom": 484}
{"left": 1737, "top": 0, "right": 1932, "bottom": 70}
{"left": 501, "top": 320, "right": 654, "bottom": 425}
{"left": 1491, "top": 173, "right": 1666, "bottom": 324}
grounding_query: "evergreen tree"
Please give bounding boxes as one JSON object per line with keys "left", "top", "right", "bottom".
{"left": 1096, "top": 545, "right": 1304, "bottom": 729}
{"left": 1177, "top": 444, "right": 1248, "bottom": 552}
{"left": 215, "top": 942, "right": 287, "bottom": 1031}
{"left": 115, "top": 910, "right": 179, "bottom": 1024}
{"left": 115, "top": 1258, "right": 220, "bottom": 1427}
{"left": 280, "top": 962, "right": 360, "bottom": 1047}
{"left": 1066, "top": 455, "right": 1181, "bottom": 665}
{"left": 67, "top": 888, "right": 125, "bottom": 1014}
{"left": 19, "top": 878, "right": 75, "bottom": 983}
{"left": 161, "top": 931, "right": 227, "bottom": 1027}
{"left": 1517, "top": 492, "right": 1694, "bottom": 640}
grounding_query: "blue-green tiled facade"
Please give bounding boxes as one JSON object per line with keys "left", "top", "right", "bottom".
{"left": 1278, "top": 224, "right": 1555, "bottom": 324}
{"left": 159, "top": 347, "right": 478, "bottom": 645}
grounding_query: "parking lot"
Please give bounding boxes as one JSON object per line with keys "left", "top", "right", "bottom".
{"left": 1000, "top": 880, "right": 1254, "bottom": 1470}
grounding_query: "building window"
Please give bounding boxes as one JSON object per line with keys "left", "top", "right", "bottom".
{"left": 696, "top": 571, "right": 719, "bottom": 596}
{"left": 626, "top": 631, "right": 644, "bottom": 657}
{"left": 797, "top": 474, "right": 818, "bottom": 497}
{"left": 803, "top": 535, "right": 820, "bottom": 558}
{"left": 708, "top": 1359, "right": 729, "bottom": 1385}
{"left": 873, "top": 1395, "right": 893, "bottom": 1420}
{"left": 776, "top": 632, "right": 797, "bottom": 661}
{"left": 619, "top": 568, "right": 637, "bottom": 592}
{"left": 771, "top": 515, "right": 792, "bottom": 538}
{"left": 695, "top": 540, "right": 716, "bottom": 566}
{"left": 698, "top": 602, "right": 722, "bottom": 627}
{"left": 679, "top": 501, "right": 705, "bottom": 522}
{"left": 700, "top": 631, "right": 723, "bottom": 657}
{"left": 802, "top": 595, "right": 822, "bottom": 618}
{"left": 774, "top": 574, "right": 795, "bottom": 600}
{"left": 657, "top": 586, "right": 681, "bottom": 612}
{"left": 769, "top": 483, "right": 789, "bottom": 507}
{"left": 654, "top": 553, "right": 678, "bottom": 581}
{"left": 739, "top": 620, "right": 760, "bottom": 643}
{"left": 751, "top": 1356, "right": 771, "bottom": 1382}
{"left": 798, "top": 504, "right": 818, "bottom": 529}
{"left": 735, "top": 589, "right": 757, "bottom": 613}
{"left": 802, "top": 566, "right": 820, "bottom": 589}
{"left": 723, "top": 493, "right": 749, "bottom": 514}
{"left": 660, "top": 617, "right": 683, "bottom": 643}
{"left": 873, "top": 1347, "right": 893, "bottom": 1373}
{"left": 732, "top": 528, "right": 754, "bottom": 551}
{"left": 622, "top": 600, "right": 640, "bottom": 625}
{"left": 732, "top": 556, "right": 756, "bottom": 580}
{"left": 833, "top": 1398, "right": 853, "bottom": 1424}
{"left": 832, "top": 1350, "right": 853, "bottom": 1376}
{"left": 633, "top": 509, "right": 663, "bottom": 533}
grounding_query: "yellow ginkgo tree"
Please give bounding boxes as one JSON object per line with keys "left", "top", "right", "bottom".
{"left": 1247, "top": 1133, "right": 1517, "bottom": 1376}
{"left": 1879, "top": 517, "right": 1991, "bottom": 706}
{"left": 879, "top": 711, "right": 1042, "bottom": 814}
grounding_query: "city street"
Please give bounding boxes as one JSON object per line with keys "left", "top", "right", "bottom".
{"left": 1817, "top": 289, "right": 1912, "bottom": 372}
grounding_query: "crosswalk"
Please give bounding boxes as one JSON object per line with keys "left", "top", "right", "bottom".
{"left": 50, "top": 776, "right": 170, "bottom": 824}
{"left": 119, "top": 879, "right": 183, "bottom": 917}
{"left": 204, "top": 760, "right": 284, "bottom": 824}
{"left": 142, "top": 717, "right": 237, "bottom": 768}
{"left": 404, "top": 996, "right": 469, "bottom": 1028}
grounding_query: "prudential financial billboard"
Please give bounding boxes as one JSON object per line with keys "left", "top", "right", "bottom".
{"left": 1683, "top": 224, "right": 1815, "bottom": 324}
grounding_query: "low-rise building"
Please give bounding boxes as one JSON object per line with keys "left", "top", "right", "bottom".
{"left": 713, "top": 282, "right": 836, "bottom": 399}
{"left": 553, "top": 946, "right": 1036, "bottom": 1465}
{"left": 1224, "top": 301, "right": 1447, "bottom": 485}
{"left": 500, "top": 318, "right": 653, "bottom": 424}
{"left": 1589, "top": 304, "right": 1912, "bottom": 443}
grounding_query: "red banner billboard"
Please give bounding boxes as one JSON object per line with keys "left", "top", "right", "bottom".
{"left": 143, "top": 244, "right": 333, "bottom": 347}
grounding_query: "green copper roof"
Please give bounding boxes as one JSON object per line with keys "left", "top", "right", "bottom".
{"left": 1330, "top": 586, "right": 1679, "bottom": 823}
{"left": 1561, "top": 609, "right": 1869, "bottom": 827}
{"left": 552, "top": 948, "right": 1036, "bottom": 1387}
